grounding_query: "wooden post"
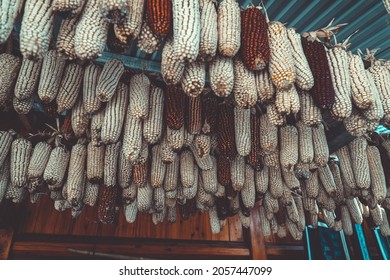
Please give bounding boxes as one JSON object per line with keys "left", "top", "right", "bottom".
{"left": 0, "top": 229, "right": 14, "bottom": 260}
{"left": 248, "top": 208, "right": 267, "bottom": 260}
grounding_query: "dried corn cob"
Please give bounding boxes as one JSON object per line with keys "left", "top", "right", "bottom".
{"left": 269, "top": 166, "right": 283, "bottom": 199}
{"left": 349, "top": 137, "right": 371, "bottom": 190}
{"left": 233, "top": 58, "right": 257, "bottom": 108}
{"left": 318, "top": 164, "right": 337, "bottom": 197}
{"left": 317, "top": 183, "right": 336, "bottom": 211}
{"left": 181, "top": 62, "right": 206, "bottom": 98}
{"left": 38, "top": 50, "right": 66, "bottom": 104}
{"left": 5, "top": 182, "right": 27, "bottom": 203}
{"left": 83, "top": 182, "right": 99, "bottom": 206}
{"left": 44, "top": 144, "right": 70, "bottom": 187}
{"left": 304, "top": 169, "right": 319, "bottom": 198}
{"left": 19, "top": 0, "right": 54, "bottom": 59}
{"left": 13, "top": 96, "right": 34, "bottom": 115}
{"left": 96, "top": 58, "right": 124, "bottom": 102}
{"left": 340, "top": 205, "right": 353, "bottom": 235}
{"left": 150, "top": 145, "right": 166, "bottom": 188}
{"left": 201, "top": 156, "right": 218, "bottom": 194}
{"left": 286, "top": 215, "right": 303, "bottom": 240}
{"left": 234, "top": 107, "right": 251, "bottom": 157}
{"left": 0, "top": 155, "right": 10, "bottom": 203}
{"left": 240, "top": 164, "right": 255, "bottom": 209}
{"left": 346, "top": 198, "right": 363, "bottom": 224}
{"left": 0, "top": 131, "right": 14, "bottom": 168}
{"left": 268, "top": 21, "right": 295, "bottom": 90}
{"left": 263, "top": 151, "right": 280, "bottom": 168}
{"left": 137, "top": 21, "right": 162, "bottom": 54}
{"left": 114, "top": 0, "right": 145, "bottom": 42}
{"left": 104, "top": 142, "right": 121, "bottom": 187}
{"left": 198, "top": 0, "right": 217, "bottom": 61}
{"left": 172, "top": 0, "right": 200, "bottom": 62}
{"left": 348, "top": 53, "right": 373, "bottom": 109}
{"left": 101, "top": 82, "right": 128, "bottom": 144}
{"left": 301, "top": 38, "right": 335, "bottom": 109}
{"left": 145, "top": 0, "right": 171, "bottom": 37}
{"left": 266, "top": 103, "right": 286, "bottom": 126}
{"left": 86, "top": 142, "right": 104, "bottom": 184}
{"left": 275, "top": 85, "right": 300, "bottom": 115}
{"left": 160, "top": 132, "right": 175, "bottom": 164}
{"left": 296, "top": 121, "right": 314, "bottom": 164}
{"left": 56, "top": 62, "right": 84, "bottom": 113}
{"left": 56, "top": 16, "right": 79, "bottom": 60}
{"left": 368, "top": 63, "right": 390, "bottom": 115}
{"left": 122, "top": 110, "right": 143, "bottom": 162}
{"left": 329, "top": 160, "right": 345, "bottom": 204}
{"left": 187, "top": 95, "right": 202, "bottom": 135}
{"left": 10, "top": 138, "right": 32, "bottom": 188}
{"left": 99, "top": 0, "right": 128, "bottom": 23}
{"left": 83, "top": 63, "right": 102, "bottom": 113}
{"left": 299, "top": 90, "right": 322, "bottom": 127}
{"left": 217, "top": 103, "right": 237, "bottom": 158}
{"left": 247, "top": 112, "right": 262, "bottom": 170}
{"left": 164, "top": 154, "right": 179, "bottom": 192}
{"left": 165, "top": 86, "right": 185, "bottom": 131}
{"left": 380, "top": 208, "right": 390, "bottom": 236}
{"left": 124, "top": 198, "right": 138, "bottom": 222}
{"left": 118, "top": 149, "right": 133, "bottom": 189}
{"left": 370, "top": 204, "right": 383, "bottom": 226}
{"left": 279, "top": 125, "right": 298, "bottom": 172}
{"left": 71, "top": 98, "right": 89, "bottom": 137}
{"left": 335, "top": 145, "right": 357, "bottom": 194}
{"left": 282, "top": 170, "right": 300, "bottom": 190}
{"left": 363, "top": 71, "right": 384, "bottom": 122}
{"left": 366, "top": 145, "right": 387, "bottom": 202}
{"left": 153, "top": 186, "right": 166, "bottom": 213}
{"left": 15, "top": 58, "right": 42, "bottom": 101}
{"left": 258, "top": 205, "right": 271, "bottom": 237}
{"left": 27, "top": 141, "right": 51, "bottom": 187}
{"left": 193, "top": 134, "right": 211, "bottom": 158}
{"left": 255, "top": 70, "right": 275, "bottom": 103}
{"left": 122, "top": 182, "right": 137, "bottom": 204}
{"left": 343, "top": 109, "right": 370, "bottom": 137}
{"left": 74, "top": 0, "right": 109, "bottom": 59}
{"left": 209, "top": 206, "right": 220, "bottom": 234}
{"left": 231, "top": 155, "right": 245, "bottom": 191}
{"left": 209, "top": 56, "right": 234, "bottom": 97}
{"left": 90, "top": 109, "right": 104, "bottom": 146}
{"left": 0, "top": 54, "right": 21, "bottom": 106}
{"left": 144, "top": 86, "right": 164, "bottom": 144}
{"left": 216, "top": 154, "right": 231, "bottom": 186}
{"left": 217, "top": 0, "right": 240, "bottom": 57}
{"left": 98, "top": 185, "right": 118, "bottom": 224}
{"left": 129, "top": 73, "right": 150, "bottom": 119}
{"left": 133, "top": 160, "right": 148, "bottom": 187}
{"left": 0, "top": 0, "right": 24, "bottom": 44}
{"left": 161, "top": 40, "right": 185, "bottom": 85}
{"left": 183, "top": 169, "right": 198, "bottom": 199}
{"left": 255, "top": 166, "right": 268, "bottom": 194}
{"left": 201, "top": 95, "right": 218, "bottom": 135}
{"left": 66, "top": 141, "right": 87, "bottom": 206}
{"left": 259, "top": 113, "right": 277, "bottom": 154}
{"left": 312, "top": 123, "right": 329, "bottom": 167}
{"left": 167, "top": 126, "right": 184, "bottom": 151}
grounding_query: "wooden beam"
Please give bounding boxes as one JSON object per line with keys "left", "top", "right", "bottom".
{"left": 0, "top": 229, "right": 14, "bottom": 260}
{"left": 248, "top": 208, "right": 267, "bottom": 260}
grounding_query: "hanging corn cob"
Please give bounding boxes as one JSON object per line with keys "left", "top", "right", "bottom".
{"left": 255, "top": 70, "right": 275, "bottom": 104}
{"left": 38, "top": 50, "right": 66, "bottom": 104}
{"left": 56, "top": 62, "right": 84, "bottom": 113}
{"left": 53, "top": 0, "right": 85, "bottom": 18}
{"left": 279, "top": 125, "right": 298, "bottom": 172}
{"left": 172, "top": 0, "right": 200, "bottom": 63}
{"left": 233, "top": 58, "right": 257, "bottom": 108}
{"left": 269, "top": 166, "right": 283, "bottom": 199}
{"left": 114, "top": 0, "right": 145, "bottom": 43}
{"left": 312, "top": 123, "right": 329, "bottom": 167}
{"left": 15, "top": 58, "right": 42, "bottom": 101}
{"left": 10, "top": 138, "right": 32, "bottom": 188}
{"left": 301, "top": 38, "right": 335, "bottom": 109}
{"left": 122, "top": 109, "right": 143, "bottom": 162}
{"left": 255, "top": 165, "right": 269, "bottom": 194}
{"left": 217, "top": 0, "right": 240, "bottom": 57}
{"left": 71, "top": 98, "right": 89, "bottom": 137}
{"left": 161, "top": 132, "right": 176, "bottom": 164}
{"left": 66, "top": 140, "right": 87, "bottom": 206}
{"left": 318, "top": 164, "right": 337, "bottom": 197}
{"left": 217, "top": 103, "right": 237, "bottom": 158}
{"left": 0, "top": 54, "right": 21, "bottom": 107}
{"left": 99, "top": 0, "right": 128, "bottom": 23}
{"left": 181, "top": 62, "right": 206, "bottom": 98}
{"left": 101, "top": 82, "right": 129, "bottom": 144}
{"left": 329, "top": 159, "right": 346, "bottom": 204}
{"left": 143, "top": 86, "right": 164, "bottom": 144}
{"left": 128, "top": 73, "right": 150, "bottom": 119}
{"left": 240, "top": 164, "right": 255, "bottom": 209}
{"left": 167, "top": 126, "right": 184, "bottom": 151}
{"left": 179, "top": 150, "right": 195, "bottom": 189}
{"left": 343, "top": 108, "right": 370, "bottom": 137}
{"left": 90, "top": 109, "right": 104, "bottom": 146}
{"left": 366, "top": 145, "right": 387, "bottom": 203}
{"left": 349, "top": 137, "right": 370, "bottom": 190}
{"left": 104, "top": 141, "right": 121, "bottom": 187}
{"left": 335, "top": 145, "right": 357, "bottom": 196}
{"left": 363, "top": 71, "right": 384, "bottom": 122}
{"left": 368, "top": 62, "right": 390, "bottom": 115}
{"left": 83, "top": 182, "right": 99, "bottom": 207}
{"left": 231, "top": 155, "right": 245, "bottom": 191}
{"left": 19, "top": 0, "right": 54, "bottom": 59}
{"left": 348, "top": 53, "right": 373, "bottom": 109}
{"left": 247, "top": 112, "right": 262, "bottom": 170}
{"left": 282, "top": 169, "right": 299, "bottom": 191}
{"left": 13, "top": 96, "right": 34, "bottom": 115}
{"left": 198, "top": 0, "right": 218, "bottom": 61}
{"left": 0, "top": 156, "right": 10, "bottom": 203}
{"left": 209, "top": 56, "right": 234, "bottom": 97}
{"left": 161, "top": 40, "right": 185, "bottom": 85}
{"left": 0, "top": 131, "right": 14, "bottom": 167}
{"left": 201, "top": 156, "right": 218, "bottom": 194}
{"left": 74, "top": 0, "right": 109, "bottom": 59}
{"left": 137, "top": 21, "right": 163, "bottom": 54}
{"left": 268, "top": 21, "right": 296, "bottom": 90}
{"left": 5, "top": 181, "right": 27, "bottom": 203}
{"left": 299, "top": 90, "right": 322, "bottom": 127}
{"left": 27, "top": 142, "right": 51, "bottom": 190}
{"left": 286, "top": 28, "right": 314, "bottom": 90}
{"left": 241, "top": 6, "right": 269, "bottom": 71}
{"left": 234, "top": 107, "right": 251, "bottom": 157}
{"left": 96, "top": 58, "right": 124, "bottom": 102}
{"left": 296, "top": 121, "right": 314, "bottom": 165}
{"left": 146, "top": 0, "right": 171, "bottom": 37}
{"left": 87, "top": 142, "right": 105, "bottom": 184}
{"left": 166, "top": 86, "right": 185, "bottom": 130}
{"left": 44, "top": 141, "right": 70, "bottom": 186}
{"left": 56, "top": 16, "right": 79, "bottom": 60}
{"left": 98, "top": 185, "right": 118, "bottom": 224}
{"left": 83, "top": 63, "right": 102, "bottom": 113}
{"left": 150, "top": 145, "right": 166, "bottom": 188}
{"left": 193, "top": 134, "right": 211, "bottom": 158}
{"left": 164, "top": 154, "right": 179, "bottom": 192}
{"left": 118, "top": 149, "right": 133, "bottom": 189}
{"left": 275, "top": 85, "right": 300, "bottom": 115}
{"left": 187, "top": 95, "right": 203, "bottom": 135}
{"left": 259, "top": 113, "right": 278, "bottom": 154}
{"left": 0, "top": 0, "right": 24, "bottom": 44}
{"left": 345, "top": 198, "right": 363, "bottom": 224}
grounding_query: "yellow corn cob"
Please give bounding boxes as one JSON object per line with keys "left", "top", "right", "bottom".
{"left": 299, "top": 89, "right": 322, "bottom": 127}
{"left": 363, "top": 71, "right": 384, "bottom": 122}
{"left": 19, "top": 0, "right": 54, "bottom": 59}
{"left": 38, "top": 50, "right": 66, "bottom": 104}
{"left": 10, "top": 138, "right": 32, "bottom": 189}
{"left": 255, "top": 69, "right": 275, "bottom": 104}
{"left": 234, "top": 107, "right": 251, "bottom": 157}
{"left": 137, "top": 20, "right": 163, "bottom": 54}
{"left": 74, "top": 0, "right": 109, "bottom": 60}
{"left": 349, "top": 137, "right": 371, "bottom": 190}
{"left": 217, "top": 0, "right": 240, "bottom": 57}
{"left": 181, "top": 62, "right": 206, "bottom": 98}
{"left": 0, "top": 0, "right": 24, "bottom": 44}
{"left": 233, "top": 58, "right": 257, "bottom": 108}
{"left": 71, "top": 98, "right": 89, "bottom": 137}
{"left": 167, "top": 126, "right": 184, "bottom": 151}
{"left": 199, "top": 0, "right": 218, "bottom": 61}
{"left": 348, "top": 53, "right": 373, "bottom": 109}
{"left": 56, "top": 62, "right": 84, "bottom": 113}
{"left": 318, "top": 164, "right": 337, "bottom": 197}
{"left": 266, "top": 103, "right": 286, "bottom": 126}
{"left": 268, "top": 21, "right": 296, "bottom": 90}
{"left": 104, "top": 141, "right": 121, "bottom": 187}
{"left": 279, "top": 125, "right": 298, "bottom": 172}
{"left": 150, "top": 144, "right": 166, "bottom": 188}
{"left": 255, "top": 166, "right": 269, "bottom": 194}
{"left": 209, "top": 56, "right": 234, "bottom": 97}
{"left": 161, "top": 40, "right": 185, "bottom": 85}
{"left": 275, "top": 85, "right": 300, "bottom": 115}
{"left": 286, "top": 28, "right": 314, "bottom": 91}
{"left": 143, "top": 86, "right": 164, "bottom": 144}
{"left": 129, "top": 73, "right": 150, "bottom": 119}
{"left": 231, "top": 155, "right": 245, "bottom": 191}
{"left": 66, "top": 141, "right": 87, "bottom": 206}
{"left": 122, "top": 108, "right": 143, "bottom": 162}
{"left": 96, "top": 58, "right": 124, "bottom": 102}
{"left": 164, "top": 153, "right": 179, "bottom": 192}
{"left": 15, "top": 58, "right": 42, "bottom": 101}
{"left": 312, "top": 123, "right": 329, "bottom": 167}
{"left": 114, "top": 0, "right": 144, "bottom": 42}
{"left": 172, "top": 0, "right": 200, "bottom": 63}
{"left": 259, "top": 113, "right": 278, "bottom": 154}
{"left": 56, "top": 16, "right": 79, "bottom": 60}
{"left": 0, "top": 54, "right": 21, "bottom": 106}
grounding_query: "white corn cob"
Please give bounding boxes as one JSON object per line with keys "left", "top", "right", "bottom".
{"left": 10, "top": 138, "right": 32, "bottom": 188}
{"left": 15, "top": 58, "right": 43, "bottom": 100}
{"left": 122, "top": 110, "right": 143, "bottom": 162}
{"left": 122, "top": 182, "right": 137, "bottom": 204}
{"left": 104, "top": 141, "right": 121, "bottom": 187}
{"left": 150, "top": 145, "right": 166, "bottom": 188}
{"left": 217, "top": 0, "right": 240, "bottom": 57}
{"left": 13, "top": 94, "right": 33, "bottom": 115}
{"left": 279, "top": 125, "right": 298, "bottom": 172}
{"left": 43, "top": 144, "right": 70, "bottom": 186}
{"left": 380, "top": 208, "right": 390, "bottom": 237}
{"left": 118, "top": 149, "right": 133, "bottom": 189}
{"left": 366, "top": 145, "right": 387, "bottom": 203}
{"left": 275, "top": 85, "right": 300, "bottom": 115}
{"left": 137, "top": 182, "right": 153, "bottom": 212}
{"left": 0, "top": 156, "right": 10, "bottom": 203}
{"left": 263, "top": 151, "right": 280, "bottom": 168}
{"left": 183, "top": 167, "right": 198, "bottom": 199}
{"left": 345, "top": 198, "right": 363, "bottom": 224}
{"left": 161, "top": 39, "right": 185, "bottom": 85}
{"left": 286, "top": 215, "right": 303, "bottom": 240}
{"left": 167, "top": 126, "right": 185, "bottom": 151}
{"left": 363, "top": 71, "right": 385, "bottom": 122}
{"left": 19, "top": 0, "right": 54, "bottom": 59}
{"left": 240, "top": 164, "right": 255, "bottom": 209}
{"left": 161, "top": 132, "right": 176, "bottom": 164}
{"left": 201, "top": 156, "right": 217, "bottom": 194}
{"left": 164, "top": 154, "right": 179, "bottom": 192}
{"left": 56, "top": 62, "right": 84, "bottom": 113}
{"left": 264, "top": 191, "right": 280, "bottom": 219}
{"left": 0, "top": 0, "right": 24, "bottom": 44}
{"left": 114, "top": 0, "right": 144, "bottom": 42}
{"left": 282, "top": 170, "right": 299, "bottom": 190}
{"left": 124, "top": 199, "right": 138, "bottom": 223}
{"left": 327, "top": 46, "right": 352, "bottom": 120}
{"left": 87, "top": 142, "right": 104, "bottom": 184}
{"left": 137, "top": 20, "right": 162, "bottom": 54}
{"left": 349, "top": 137, "right": 371, "bottom": 190}
{"left": 143, "top": 86, "right": 164, "bottom": 144}
{"left": 286, "top": 28, "right": 314, "bottom": 91}
{"left": 0, "top": 131, "right": 14, "bottom": 169}
{"left": 129, "top": 73, "right": 150, "bottom": 119}
{"left": 83, "top": 63, "right": 102, "bottom": 113}
{"left": 199, "top": 0, "right": 218, "bottom": 61}
{"left": 296, "top": 121, "right": 314, "bottom": 164}
{"left": 269, "top": 166, "right": 283, "bottom": 199}
{"left": 318, "top": 164, "right": 337, "bottom": 197}
{"left": 312, "top": 123, "right": 329, "bottom": 167}
{"left": 233, "top": 58, "right": 257, "bottom": 108}
{"left": 27, "top": 141, "right": 51, "bottom": 186}
{"left": 5, "top": 182, "right": 27, "bottom": 203}
{"left": 343, "top": 108, "right": 370, "bottom": 137}
{"left": 231, "top": 155, "right": 245, "bottom": 191}
{"left": 255, "top": 69, "right": 275, "bottom": 103}
{"left": 349, "top": 53, "right": 373, "bottom": 109}
{"left": 153, "top": 186, "right": 166, "bottom": 213}
{"left": 0, "top": 54, "right": 21, "bottom": 106}
{"left": 101, "top": 82, "right": 129, "bottom": 144}
{"left": 38, "top": 50, "right": 66, "bottom": 104}
{"left": 329, "top": 160, "right": 346, "bottom": 204}
{"left": 368, "top": 63, "right": 390, "bottom": 115}
{"left": 181, "top": 62, "right": 206, "bottom": 98}
{"left": 71, "top": 98, "right": 89, "bottom": 137}
{"left": 340, "top": 205, "right": 353, "bottom": 235}
{"left": 317, "top": 183, "right": 336, "bottom": 211}
{"left": 172, "top": 0, "right": 200, "bottom": 63}
{"left": 335, "top": 145, "right": 357, "bottom": 195}
{"left": 180, "top": 150, "right": 195, "bottom": 188}
{"left": 83, "top": 182, "right": 99, "bottom": 207}
{"left": 255, "top": 166, "right": 269, "bottom": 194}
{"left": 66, "top": 142, "right": 87, "bottom": 206}
{"left": 268, "top": 21, "right": 296, "bottom": 90}
{"left": 193, "top": 134, "right": 210, "bottom": 159}
{"left": 90, "top": 109, "right": 105, "bottom": 146}
{"left": 304, "top": 169, "right": 319, "bottom": 198}
{"left": 99, "top": 0, "right": 128, "bottom": 23}
{"left": 294, "top": 195, "right": 306, "bottom": 231}
{"left": 299, "top": 90, "right": 322, "bottom": 127}
{"left": 56, "top": 16, "right": 79, "bottom": 60}
{"left": 209, "top": 56, "right": 234, "bottom": 97}
{"left": 96, "top": 58, "right": 124, "bottom": 102}
{"left": 234, "top": 107, "right": 251, "bottom": 157}
{"left": 209, "top": 206, "right": 221, "bottom": 234}
{"left": 74, "top": 0, "right": 109, "bottom": 60}
{"left": 259, "top": 205, "right": 271, "bottom": 237}
{"left": 259, "top": 113, "right": 278, "bottom": 154}
{"left": 266, "top": 103, "right": 286, "bottom": 126}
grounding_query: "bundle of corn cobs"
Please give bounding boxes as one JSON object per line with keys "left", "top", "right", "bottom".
{"left": 1, "top": 0, "right": 390, "bottom": 238}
